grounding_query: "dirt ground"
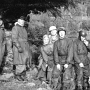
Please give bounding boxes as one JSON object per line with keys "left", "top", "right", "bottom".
{"left": 0, "top": 68, "right": 52, "bottom": 90}
{"left": 0, "top": 79, "right": 51, "bottom": 90}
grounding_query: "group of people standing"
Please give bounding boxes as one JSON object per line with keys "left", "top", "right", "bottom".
{"left": 35, "top": 25, "right": 90, "bottom": 90}
{"left": 0, "top": 16, "right": 32, "bottom": 81}
{"left": 0, "top": 15, "right": 90, "bottom": 90}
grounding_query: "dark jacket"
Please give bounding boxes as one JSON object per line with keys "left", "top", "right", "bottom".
{"left": 0, "top": 28, "right": 5, "bottom": 65}
{"left": 73, "top": 39, "right": 90, "bottom": 65}
{"left": 40, "top": 44, "right": 54, "bottom": 71}
{"left": 54, "top": 38, "right": 73, "bottom": 65}
{"left": 12, "top": 24, "right": 31, "bottom": 65}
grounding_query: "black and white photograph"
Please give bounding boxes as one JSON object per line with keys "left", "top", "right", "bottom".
{"left": 0, "top": 0, "right": 90, "bottom": 90}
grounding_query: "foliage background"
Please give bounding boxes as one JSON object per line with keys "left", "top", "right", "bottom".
{"left": 27, "top": 1, "right": 90, "bottom": 46}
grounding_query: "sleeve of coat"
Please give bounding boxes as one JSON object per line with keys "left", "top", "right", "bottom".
{"left": 12, "top": 26, "right": 21, "bottom": 48}
{"left": 38, "top": 55, "right": 43, "bottom": 68}
{"left": 67, "top": 40, "right": 73, "bottom": 64}
{"left": 40, "top": 46, "right": 48, "bottom": 63}
{"left": 2, "top": 30, "right": 6, "bottom": 45}
{"left": 54, "top": 41, "right": 59, "bottom": 65}
{"left": 73, "top": 41, "right": 81, "bottom": 63}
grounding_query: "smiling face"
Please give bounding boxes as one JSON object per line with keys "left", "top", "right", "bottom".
{"left": 43, "top": 35, "right": 50, "bottom": 45}
{"left": 50, "top": 29, "right": 57, "bottom": 36}
{"left": 59, "top": 31, "right": 66, "bottom": 39}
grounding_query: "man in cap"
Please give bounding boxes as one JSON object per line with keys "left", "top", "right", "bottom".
{"left": 49, "top": 26, "right": 58, "bottom": 44}
{"left": 53, "top": 27, "right": 74, "bottom": 90}
{"left": 12, "top": 16, "right": 31, "bottom": 81}
{"left": 74, "top": 30, "right": 90, "bottom": 90}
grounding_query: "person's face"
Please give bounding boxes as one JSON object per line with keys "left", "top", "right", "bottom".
{"left": 18, "top": 19, "right": 25, "bottom": 26}
{"left": 59, "top": 31, "right": 65, "bottom": 39}
{"left": 21, "top": 20, "right": 25, "bottom": 26}
{"left": 43, "top": 37, "right": 49, "bottom": 45}
{"left": 50, "top": 29, "right": 57, "bottom": 36}
{"left": 52, "top": 35, "right": 58, "bottom": 41}
{"left": 81, "top": 36, "right": 85, "bottom": 41}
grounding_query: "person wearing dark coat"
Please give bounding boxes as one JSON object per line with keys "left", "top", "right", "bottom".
{"left": 53, "top": 27, "right": 74, "bottom": 90}
{"left": 74, "top": 30, "right": 90, "bottom": 90}
{"left": 0, "top": 19, "right": 5, "bottom": 67}
{"left": 12, "top": 17, "right": 31, "bottom": 81}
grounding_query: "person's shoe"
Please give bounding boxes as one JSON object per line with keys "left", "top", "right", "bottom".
{"left": 20, "top": 74, "right": 27, "bottom": 81}
{"left": 83, "top": 86, "right": 89, "bottom": 90}
{"left": 20, "top": 70, "right": 27, "bottom": 80}
{"left": 34, "top": 77, "right": 39, "bottom": 80}
{"left": 14, "top": 75, "right": 24, "bottom": 81}
{"left": 42, "top": 81, "right": 46, "bottom": 85}
{"left": 78, "top": 85, "right": 83, "bottom": 90}
{"left": 46, "top": 80, "right": 50, "bottom": 84}
{"left": 33, "top": 74, "right": 40, "bottom": 80}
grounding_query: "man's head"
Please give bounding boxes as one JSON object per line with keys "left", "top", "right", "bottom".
{"left": 16, "top": 16, "right": 25, "bottom": 27}
{"left": 57, "top": 27, "right": 66, "bottom": 39}
{"left": 49, "top": 26, "right": 57, "bottom": 36}
{"left": 43, "top": 35, "right": 50, "bottom": 45}
{"left": 78, "top": 31, "right": 87, "bottom": 41}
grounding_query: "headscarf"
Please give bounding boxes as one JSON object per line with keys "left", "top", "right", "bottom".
{"left": 15, "top": 19, "right": 25, "bottom": 27}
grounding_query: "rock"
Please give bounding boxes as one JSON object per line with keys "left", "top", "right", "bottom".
{"left": 26, "top": 82, "right": 35, "bottom": 87}
{"left": 37, "top": 88, "right": 43, "bottom": 90}
{"left": 37, "top": 87, "right": 52, "bottom": 90}
{"left": 37, "top": 88, "right": 47, "bottom": 90}
{"left": 0, "top": 73, "right": 14, "bottom": 81}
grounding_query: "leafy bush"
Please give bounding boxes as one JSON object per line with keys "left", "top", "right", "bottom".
{"left": 27, "top": 2, "right": 90, "bottom": 46}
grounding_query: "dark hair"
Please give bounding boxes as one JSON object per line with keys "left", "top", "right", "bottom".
{"left": 4, "top": 22, "right": 13, "bottom": 30}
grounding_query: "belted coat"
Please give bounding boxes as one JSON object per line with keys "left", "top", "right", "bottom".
{"left": 53, "top": 38, "right": 73, "bottom": 65}
{"left": 12, "top": 24, "right": 31, "bottom": 65}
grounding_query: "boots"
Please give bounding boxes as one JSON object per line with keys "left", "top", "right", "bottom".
{"left": 20, "top": 70, "right": 27, "bottom": 81}
{"left": 14, "top": 74, "right": 24, "bottom": 81}
{"left": 77, "top": 81, "right": 83, "bottom": 90}
{"left": 14, "top": 70, "right": 26, "bottom": 81}
{"left": 83, "top": 78, "right": 89, "bottom": 90}
{"left": 78, "top": 85, "right": 83, "bottom": 90}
